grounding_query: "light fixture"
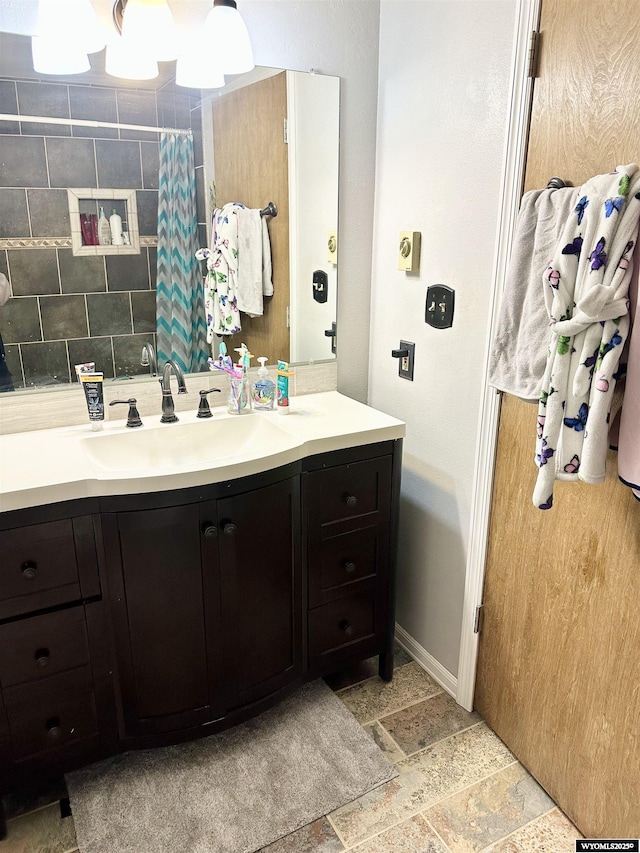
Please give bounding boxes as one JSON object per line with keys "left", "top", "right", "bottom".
{"left": 175, "top": 50, "right": 225, "bottom": 90}
{"left": 118, "top": 0, "right": 178, "bottom": 62}
{"left": 204, "top": 0, "right": 254, "bottom": 76}
{"left": 31, "top": 0, "right": 106, "bottom": 76}
{"left": 105, "top": 37, "right": 159, "bottom": 80}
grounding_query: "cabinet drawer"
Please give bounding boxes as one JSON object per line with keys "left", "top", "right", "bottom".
{"left": 3, "top": 666, "right": 98, "bottom": 761}
{"left": 307, "top": 457, "right": 392, "bottom": 530}
{"left": 0, "top": 607, "right": 90, "bottom": 688}
{"left": 309, "top": 589, "right": 376, "bottom": 658}
{"left": 0, "top": 520, "right": 81, "bottom": 619}
{"left": 309, "top": 526, "right": 381, "bottom": 607}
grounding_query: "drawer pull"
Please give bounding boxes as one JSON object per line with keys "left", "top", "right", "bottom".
{"left": 202, "top": 523, "right": 218, "bottom": 540}
{"left": 343, "top": 494, "right": 358, "bottom": 508}
{"left": 342, "top": 560, "right": 356, "bottom": 574}
{"left": 35, "top": 648, "right": 51, "bottom": 668}
{"left": 46, "top": 718, "right": 62, "bottom": 741}
{"left": 223, "top": 522, "right": 238, "bottom": 537}
{"left": 21, "top": 561, "right": 38, "bottom": 580}
{"left": 339, "top": 619, "right": 354, "bottom": 637}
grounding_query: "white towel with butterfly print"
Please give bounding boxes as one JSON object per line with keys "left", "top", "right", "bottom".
{"left": 196, "top": 203, "right": 243, "bottom": 340}
{"left": 533, "top": 164, "right": 640, "bottom": 510}
{"left": 533, "top": 163, "right": 640, "bottom": 509}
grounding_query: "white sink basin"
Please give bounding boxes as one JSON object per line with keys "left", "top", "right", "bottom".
{"left": 81, "top": 415, "right": 295, "bottom": 473}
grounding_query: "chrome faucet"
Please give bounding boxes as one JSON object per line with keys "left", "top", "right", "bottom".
{"left": 140, "top": 343, "right": 157, "bottom": 376}
{"left": 160, "top": 359, "right": 187, "bottom": 423}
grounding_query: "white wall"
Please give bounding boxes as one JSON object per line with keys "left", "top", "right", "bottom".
{"left": 240, "top": 0, "right": 380, "bottom": 402}
{"left": 368, "top": 0, "right": 517, "bottom": 678}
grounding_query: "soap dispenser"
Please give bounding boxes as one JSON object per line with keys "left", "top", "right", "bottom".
{"left": 97, "top": 207, "right": 111, "bottom": 245}
{"left": 252, "top": 357, "right": 276, "bottom": 410}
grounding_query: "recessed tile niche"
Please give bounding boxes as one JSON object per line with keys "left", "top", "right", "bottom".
{"left": 68, "top": 188, "right": 140, "bottom": 256}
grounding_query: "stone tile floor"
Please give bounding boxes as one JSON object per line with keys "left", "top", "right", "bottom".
{"left": 0, "top": 647, "right": 582, "bottom": 852}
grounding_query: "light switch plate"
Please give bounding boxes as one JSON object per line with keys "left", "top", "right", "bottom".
{"left": 398, "top": 231, "right": 421, "bottom": 272}
{"left": 425, "top": 284, "right": 455, "bottom": 329}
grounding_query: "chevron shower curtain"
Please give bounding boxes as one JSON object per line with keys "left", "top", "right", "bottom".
{"left": 156, "top": 131, "right": 209, "bottom": 373}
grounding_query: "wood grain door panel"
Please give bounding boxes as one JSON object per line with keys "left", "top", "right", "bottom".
{"left": 475, "top": 0, "right": 640, "bottom": 836}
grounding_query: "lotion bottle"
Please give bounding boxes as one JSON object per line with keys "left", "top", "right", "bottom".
{"left": 109, "top": 209, "right": 124, "bottom": 245}
{"left": 97, "top": 207, "right": 111, "bottom": 245}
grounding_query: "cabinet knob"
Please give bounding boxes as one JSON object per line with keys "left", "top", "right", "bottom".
{"left": 22, "top": 560, "right": 38, "bottom": 580}
{"left": 223, "top": 522, "right": 238, "bottom": 537}
{"left": 339, "top": 619, "right": 354, "bottom": 637}
{"left": 342, "top": 560, "right": 356, "bottom": 573}
{"left": 35, "top": 648, "right": 50, "bottom": 668}
{"left": 202, "top": 523, "right": 218, "bottom": 540}
{"left": 46, "top": 718, "right": 62, "bottom": 741}
{"left": 343, "top": 494, "right": 357, "bottom": 508}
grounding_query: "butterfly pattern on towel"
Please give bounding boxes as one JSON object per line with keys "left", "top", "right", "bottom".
{"left": 562, "top": 235, "right": 583, "bottom": 257}
{"left": 536, "top": 439, "right": 555, "bottom": 467}
{"left": 575, "top": 196, "right": 589, "bottom": 225}
{"left": 546, "top": 266, "right": 561, "bottom": 288}
{"left": 564, "top": 402, "right": 589, "bottom": 432}
{"left": 563, "top": 454, "right": 580, "bottom": 474}
{"left": 605, "top": 196, "right": 625, "bottom": 217}
{"left": 589, "top": 237, "right": 607, "bottom": 270}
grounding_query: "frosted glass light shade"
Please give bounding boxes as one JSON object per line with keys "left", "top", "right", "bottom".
{"left": 121, "top": 0, "right": 178, "bottom": 62}
{"left": 175, "top": 51, "right": 225, "bottom": 90}
{"left": 35, "top": 0, "right": 106, "bottom": 56}
{"left": 204, "top": 3, "right": 254, "bottom": 75}
{"left": 32, "top": 37, "right": 90, "bottom": 75}
{"left": 105, "top": 39, "right": 159, "bottom": 80}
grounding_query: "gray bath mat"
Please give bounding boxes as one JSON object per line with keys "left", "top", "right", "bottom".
{"left": 66, "top": 680, "right": 397, "bottom": 853}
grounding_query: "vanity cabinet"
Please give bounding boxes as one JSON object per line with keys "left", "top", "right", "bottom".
{"left": 0, "top": 437, "right": 401, "bottom": 837}
{"left": 100, "top": 471, "right": 302, "bottom": 743}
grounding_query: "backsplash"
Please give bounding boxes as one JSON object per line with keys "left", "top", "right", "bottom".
{"left": 0, "top": 78, "right": 207, "bottom": 389}
{"left": 0, "top": 360, "right": 338, "bottom": 435}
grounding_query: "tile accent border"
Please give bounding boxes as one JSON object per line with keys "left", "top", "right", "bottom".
{"left": 0, "top": 236, "right": 157, "bottom": 250}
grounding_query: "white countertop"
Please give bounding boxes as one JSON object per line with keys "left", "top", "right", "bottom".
{"left": 0, "top": 392, "right": 405, "bottom": 513}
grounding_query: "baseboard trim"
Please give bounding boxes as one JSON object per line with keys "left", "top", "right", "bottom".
{"left": 395, "top": 623, "right": 457, "bottom": 699}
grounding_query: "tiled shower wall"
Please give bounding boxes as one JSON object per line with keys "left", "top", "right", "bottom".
{"left": 0, "top": 78, "right": 206, "bottom": 389}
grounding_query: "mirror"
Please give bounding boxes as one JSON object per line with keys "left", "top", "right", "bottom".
{"left": 0, "top": 32, "right": 339, "bottom": 394}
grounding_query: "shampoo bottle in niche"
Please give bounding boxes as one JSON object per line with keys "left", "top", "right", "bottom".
{"left": 252, "top": 357, "right": 275, "bottom": 410}
{"left": 109, "top": 209, "right": 124, "bottom": 245}
{"left": 97, "top": 207, "right": 111, "bottom": 245}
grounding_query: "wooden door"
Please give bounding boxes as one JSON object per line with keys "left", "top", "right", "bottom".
{"left": 103, "top": 502, "right": 224, "bottom": 738}
{"left": 475, "top": 0, "right": 640, "bottom": 837}
{"left": 218, "top": 476, "right": 302, "bottom": 711}
{"left": 211, "top": 72, "right": 290, "bottom": 362}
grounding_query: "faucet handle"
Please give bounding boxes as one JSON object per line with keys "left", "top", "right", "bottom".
{"left": 110, "top": 398, "right": 143, "bottom": 428}
{"left": 197, "top": 388, "right": 222, "bottom": 419}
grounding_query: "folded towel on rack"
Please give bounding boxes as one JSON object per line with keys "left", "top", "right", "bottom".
{"left": 235, "top": 207, "right": 273, "bottom": 317}
{"left": 488, "top": 186, "right": 576, "bottom": 401}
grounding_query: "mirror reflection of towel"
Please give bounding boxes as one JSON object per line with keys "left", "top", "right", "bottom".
{"left": 235, "top": 207, "right": 273, "bottom": 317}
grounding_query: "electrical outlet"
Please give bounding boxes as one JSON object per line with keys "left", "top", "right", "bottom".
{"left": 391, "top": 340, "right": 415, "bottom": 380}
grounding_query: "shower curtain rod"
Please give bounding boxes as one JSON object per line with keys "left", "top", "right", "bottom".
{"left": 0, "top": 113, "right": 192, "bottom": 135}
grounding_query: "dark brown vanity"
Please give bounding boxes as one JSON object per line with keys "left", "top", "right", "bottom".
{"left": 0, "top": 438, "right": 402, "bottom": 837}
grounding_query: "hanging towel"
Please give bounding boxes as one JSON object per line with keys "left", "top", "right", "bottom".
{"left": 533, "top": 165, "right": 640, "bottom": 510}
{"left": 617, "top": 239, "right": 640, "bottom": 500}
{"left": 235, "top": 207, "right": 273, "bottom": 317}
{"left": 197, "top": 202, "right": 243, "bottom": 339}
{"left": 488, "top": 186, "right": 576, "bottom": 401}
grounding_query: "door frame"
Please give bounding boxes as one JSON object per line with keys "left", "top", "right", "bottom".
{"left": 456, "top": 0, "right": 542, "bottom": 711}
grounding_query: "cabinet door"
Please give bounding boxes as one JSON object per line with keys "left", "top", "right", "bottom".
{"left": 102, "top": 502, "right": 223, "bottom": 737}
{"left": 218, "top": 477, "right": 302, "bottom": 710}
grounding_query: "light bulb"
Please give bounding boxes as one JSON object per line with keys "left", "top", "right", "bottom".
{"left": 32, "top": 37, "right": 90, "bottom": 75}
{"left": 105, "top": 39, "right": 159, "bottom": 80}
{"left": 35, "top": 0, "right": 106, "bottom": 56}
{"left": 204, "top": 2, "right": 254, "bottom": 76}
{"left": 121, "top": 0, "right": 178, "bottom": 62}
{"left": 175, "top": 51, "right": 225, "bottom": 90}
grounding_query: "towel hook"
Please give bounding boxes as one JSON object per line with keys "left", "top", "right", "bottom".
{"left": 547, "top": 176, "right": 567, "bottom": 189}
